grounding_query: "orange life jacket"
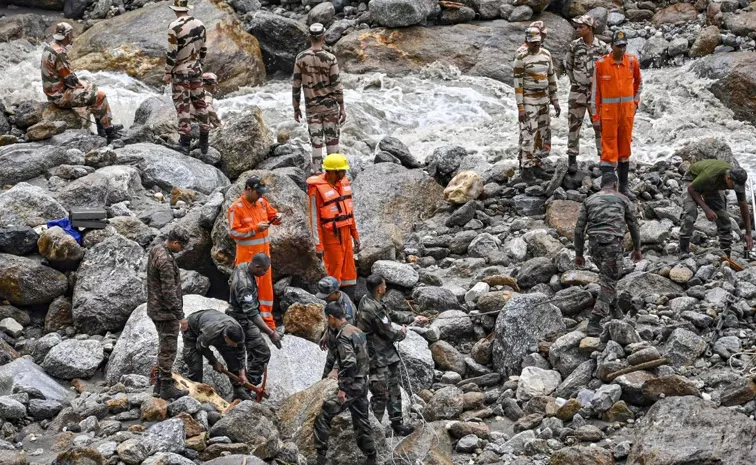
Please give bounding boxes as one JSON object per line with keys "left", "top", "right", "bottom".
{"left": 306, "top": 175, "right": 355, "bottom": 233}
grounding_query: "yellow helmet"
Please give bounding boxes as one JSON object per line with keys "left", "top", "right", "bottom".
{"left": 322, "top": 153, "right": 350, "bottom": 171}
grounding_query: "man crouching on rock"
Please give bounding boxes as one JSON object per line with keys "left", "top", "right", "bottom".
{"left": 313, "top": 302, "right": 376, "bottom": 465}
{"left": 181, "top": 308, "right": 251, "bottom": 400}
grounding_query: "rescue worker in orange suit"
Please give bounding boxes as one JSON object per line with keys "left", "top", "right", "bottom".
{"left": 591, "top": 30, "right": 642, "bottom": 200}
{"left": 227, "top": 175, "right": 282, "bottom": 331}
{"left": 307, "top": 153, "right": 360, "bottom": 302}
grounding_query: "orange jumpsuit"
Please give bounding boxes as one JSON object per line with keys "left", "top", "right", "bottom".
{"left": 306, "top": 174, "right": 359, "bottom": 288}
{"left": 227, "top": 196, "right": 280, "bottom": 330}
{"left": 590, "top": 53, "right": 642, "bottom": 166}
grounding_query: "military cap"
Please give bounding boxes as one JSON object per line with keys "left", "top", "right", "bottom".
{"left": 202, "top": 72, "right": 217, "bottom": 85}
{"left": 573, "top": 15, "right": 595, "bottom": 28}
{"left": 169, "top": 0, "right": 193, "bottom": 12}
{"left": 730, "top": 168, "right": 748, "bottom": 195}
{"left": 612, "top": 30, "right": 628, "bottom": 45}
{"left": 529, "top": 20, "right": 548, "bottom": 36}
{"left": 53, "top": 23, "right": 73, "bottom": 41}
{"left": 525, "top": 27, "right": 542, "bottom": 43}
{"left": 316, "top": 276, "right": 340, "bottom": 299}
{"left": 309, "top": 23, "right": 326, "bottom": 37}
{"left": 245, "top": 175, "right": 269, "bottom": 194}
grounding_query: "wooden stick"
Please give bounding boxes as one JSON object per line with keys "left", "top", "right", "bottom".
{"left": 606, "top": 358, "right": 668, "bottom": 382}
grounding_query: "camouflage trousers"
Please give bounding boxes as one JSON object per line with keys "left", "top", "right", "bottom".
{"left": 567, "top": 88, "right": 602, "bottom": 158}
{"left": 307, "top": 111, "right": 340, "bottom": 171}
{"left": 589, "top": 237, "right": 624, "bottom": 318}
{"left": 227, "top": 313, "right": 271, "bottom": 380}
{"left": 172, "top": 71, "right": 209, "bottom": 135}
{"left": 182, "top": 330, "right": 242, "bottom": 384}
{"left": 679, "top": 183, "right": 732, "bottom": 252}
{"left": 519, "top": 103, "right": 551, "bottom": 168}
{"left": 52, "top": 82, "right": 113, "bottom": 128}
{"left": 314, "top": 381, "right": 375, "bottom": 457}
{"left": 369, "top": 361, "right": 402, "bottom": 423}
{"left": 153, "top": 318, "right": 179, "bottom": 381}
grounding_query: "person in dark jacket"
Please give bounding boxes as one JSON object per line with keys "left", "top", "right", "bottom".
{"left": 182, "top": 308, "right": 249, "bottom": 400}
{"left": 147, "top": 228, "right": 190, "bottom": 400}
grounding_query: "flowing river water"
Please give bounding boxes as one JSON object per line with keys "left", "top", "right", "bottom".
{"left": 2, "top": 43, "right": 755, "bottom": 176}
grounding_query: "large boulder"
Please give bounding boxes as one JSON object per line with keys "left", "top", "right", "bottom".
{"left": 546, "top": 200, "right": 581, "bottom": 240}
{"left": 114, "top": 143, "right": 230, "bottom": 194}
{"left": 37, "top": 226, "right": 85, "bottom": 269}
{"left": 0, "top": 143, "right": 81, "bottom": 186}
{"left": 69, "top": 0, "right": 265, "bottom": 94}
{"left": 652, "top": 3, "right": 697, "bottom": 25}
{"left": 124, "top": 95, "right": 177, "bottom": 144}
{"left": 628, "top": 396, "right": 756, "bottom": 464}
{"left": 56, "top": 165, "right": 145, "bottom": 208}
{"left": 245, "top": 11, "right": 309, "bottom": 74}
{"left": 562, "top": 0, "right": 619, "bottom": 17}
{"left": 210, "top": 169, "right": 322, "bottom": 281}
{"left": 369, "top": 0, "right": 436, "bottom": 28}
{"left": 672, "top": 137, "right": 740, "bottom": 168}
{"left": 210, "top": 107, "right": 274, "bottom": 180}
{"left": 0, "top": 357, "right": 74, "bottom": 404}
{"left": 335, "top": 13, "right": 573, "bottom": 82}
{"left": 0, "top": 183, "right": 68, "bottom": 228}
{"left": 724, "top": 11, "right": 756, "bottom": 38}
{"left": 277, "top": 379, "right": 388, "bottom": 464}
{"left": 691, "top": 52, "right": 756, "bottom": 127}
{"left": 42, "top": 339, "right": 104, "bottom": 380}
{"left": 396, "top": 330, "right": 434, "bottom": 393}
{"left": 0, "top": 254, "right": 68, "bottom": 306}
{"left": 209, "top": 401, "right": 280, "bottom": 459}
{"left": 351, "top": 163, "right": 443, "bottom": 273}
{"left": 617, "top": 272, "right": 683, "bottom": 299}
{"left": 493, "top": 293, "right": 566, "bottom": 377}
{"left": 392, "top": 421, "right": 453, "bottom": 464}
{"left": 72, "top": 235, "right": 146, "bottom": 334}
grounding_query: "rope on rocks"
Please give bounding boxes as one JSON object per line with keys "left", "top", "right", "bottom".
{"left": 728, "top": 349, "right": 756, "bottom": 376}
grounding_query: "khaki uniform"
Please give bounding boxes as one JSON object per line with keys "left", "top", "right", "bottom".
{"left": 164, "top": 15, "right": 209, "bottom": 136}
{"left": 41, "top": 41, "right": 114, "bottom": 127}
{"left": 564, "top": 37, "right": 610, "bottom": 158}
{"left": 513, "top": 48, "right": 558, "bottom": 168}
{"left": 146, "top": 244, "right": 184, "bottom": 381}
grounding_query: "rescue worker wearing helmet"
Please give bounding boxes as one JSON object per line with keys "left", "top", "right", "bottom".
{"left": 590, "top": 30, "right": 642, "bottom": 200}
{"left": 307, "top": 153, "right": 360, "bottom": 302}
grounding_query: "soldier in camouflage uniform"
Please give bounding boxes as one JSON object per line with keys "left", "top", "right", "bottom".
{"left": 357, "top": 274, "right": 428, "bottom": 436}
{"left": 679, "top": 160, "right": 752, "bottom": 257}
{"left": 164, "top": 0, "right": 210, "bottom": 155}
{"left": 313, "top": 302, "right": 376, "bottom": 465}
{"left": 564, "top": 15, "right": 610, "bottom": 173}
{"left": 513, "top": 27, "right": 561, "bottom": 181}
{"left": 516, "top": 20, "right": 549, "bottom": 56}
{"left": 317, "top": 276, "right": 358, "bottom": 379}
{"left": 574, "top": 172, "right": 642, "bottom": 336}
{"left": 147, "top": 229, "right": 190, "bottom": 400}
{"left": 227, "top": 253, "right": 282, "bottom": 399}
{"left": 292, "top": 23, "right": 345, "bottom": 174}
{"left": 41, "top": 23, "right": 123, "bottom": 142}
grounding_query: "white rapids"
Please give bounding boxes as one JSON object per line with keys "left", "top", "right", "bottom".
{"left": 1, "top": 44, "right": 755, "bottom": 175}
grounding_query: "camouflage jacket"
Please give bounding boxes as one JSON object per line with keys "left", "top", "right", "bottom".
{"left": 292, "top": 48, "right": 344, "bottom": 117}
{"left": 513, "top": 48, "right": 558, "bottom": 111}
{"left": 186, "top": 309, "right": 245, "bottom": 367}
{"left": 357, "top": 295, "right": 414, "bottom": 369}
{"left": 146, "top": 244, "right": 184, "bottom": 321}
{"left": 564, "top": 37, "right": 610, "bottom": 91}
{"left": 164, "top": 15, "right": 207, "bottom": 77}
{"left": 574, "top": 190, "right": 641, "bottom": 256}
{"left": 228, "top": 263, "right": 259, "bottom": 320}
{"left": 325, "top": 321, "right": 370, "bottom": 393}
{"left": 41, "top": 41, "right": 79, "bottom": 102}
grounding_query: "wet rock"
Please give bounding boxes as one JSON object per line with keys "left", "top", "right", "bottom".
{"left": 42, "top": 339, "right": 104, "bottom": 380}
{"left": 0, "top": 226, "right": 39, "bottom": 256}
{"left": 628, "top": 396, "right": 756, "bottom": 464}
{"left": 692, "top": 52, "right": 756, "bottom": 127}
{"left": 493, "top": 293, "right": 565, "bottom": 377}
{"left": 514, "top": 195, "right": 546, "bottom": 216}
{"left": 0, "top": 357, "right": 73, "bottom": 404}
{"left": 424, "top": 386, "right": 465, "bottom": 421}
{"left": 377, "top": 136, "right": 421, "bottom": 169}
{"left": 369, "top": 0, "right": 436, "bottom": 27}
{"left": 664, "top": 328, "right": 707, "bottom": 367}
{"left": 0, "top": 183, "right": 68, "bottom": 228}
{"left": 0, "top": 143, "right": 81, "bottom": 186}
{"left": 427, "top": 145, "right": 466, "bottom": 184}
{"left": 246, "top": 11, "right": 308, "bottom": 74}
{"left": 37, "top": 226, "right": 85, "bottom": 269}
{"left": 690, "top": 26, "right": 721, "bottom": 57}
{"left": 0, "top": 253, "right": 68, "bottom": 306}
{"left": 517, "top": 367, "right": 561, "bottom": 401}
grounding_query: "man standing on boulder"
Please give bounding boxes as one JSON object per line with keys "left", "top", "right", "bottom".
{"left": 147, "top": 228, "right": 190, "bottom": 400}
{"left": 41, "top": 23, "right": 123, "bottom": 143}
{"left": 564, "top": 15, "right": 609, "bottom": 173}
{"left": 227, "top": 175, "right": 281, "bottom": 331}
{"left": 164, "top": 0, "right": 210, "bottom": 155}
{"left": 307, "top": 153, "right": 359, "bottom": 302}
{"left": 679, "top": 160, "right": 752, "bottom": 257}
{"left": 292, "top": 23, "right": 345, "bottom": 174}
{"left": 513, "top": 26, "right": 560, "bottom": 181}
{"left": 357, "top": 274, "right": 428, "bottom": 436}
{"left": 228, "top": 253, "right": 282, "bottom": 391}
{"left": 313, "top": 302, "right": 376, "bottom": 465}
{"left": 591, "top": 30, "right": 642, "bottom": 199}
{"left": 574, "top": 172, "right": 641, "bottom": 336}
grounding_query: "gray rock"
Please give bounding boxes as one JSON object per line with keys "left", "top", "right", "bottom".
{"left": 617, "top": 272, "right": 683, "bottom": 299}
{"left": 509, "top": 4, "right": 534, "bottom": 21}
{"left": 591, "top": 384, "right": 622, "bottom": 412}
{"left": 517, "top": 257, "right": 558, "bottom": 288}
{"left": 0, "top": 254, "right": 68, "bottom": 306}
{"left": 665, "top": 328, "right": 707, "bottom": 367}
{"left": 555, "top": 359, "right": 595, "bottom": 399}
{"left": 372, "top": 260, "right": 419, "bottom": 288}
{"left": 713, "top": 336, "right": 741, "bottom": 359}
{"left": 604, "top": 319, "right": 642, "bottom": 346}
{"left": 427, "top": 146, "right": 466, "bottom": 184}
{"left": 430, "top": 310, "right": 475, "bottom": 343}
{"left": 424, "top": 386, "right": 464, "bottom": 421}
{"left": 0, "top": 183, "right": 67, "bottom": 229}
{"left": 0, "top": 143, "right": 81, "bottom": 186}
{"left": 199, "top": 191, "right": 225, "bottom": 228}
{"left": 396, "top": 330, "right": 434, "bottom": 393}
{"left": 0, "top": 357, "right": 73, "bottom": 403}
{"left": 446, "top": 202, "right": 476, "bottom": 227}
{"left": 246, "top": 11, "right": 308, "bottom": 74}
{"left": 412, "top": 286, "right": 459, "bottom": 313}
{"left": 0, "top": 226, "right": 39, "bottom": 255}
{"left": 210, "top": 107, "right": 273, "bottom": 180}
{"left": 0, "top": 318, "right": 22, "bottom": 338}
{"left": 56, "top": 165, "right": 145, "bottom": 208}
{"left": 72, "top": 235, "right": 146, "bottom": 334}
{"left": 209, "top": 401, "right": 279, "bottom": 458}
{"left": 145, "top": 418, "right": 186, "bottom": 454}
{"left": 118, "top": 438, "right": 150, "bottom": 465}
{"left": 377, "top": 136, "right": 421, "bottom": 169}
{"left": 514, "top": 195, "right": 546, "bottom": 216}
{"left": 202, "top": 456, "right": 266, "bottom": 465}
{"left": 0, "top": 396, "right": 26, "bottom": 420}
{"left": 668, "top": 37, "right": 689, "bottom": 57}
{"left": 142, "top": 452, "right": 197, "bottom": 465}
{"left": 551, "top": 287, "right": 593, "bottom": 316}
{"left": 669, "top": 296, "right": 698, "bottom": 314}
{"left": 42, "top": 339, "right": 104, "bottom": 380}
{"left": 549, "top": 331, "right": 589, "bottom": 378}
{"left": 456, "top": 434, "right": 483, "bottom": 453}
{"left": 516, "top": 367, "right": 561, "bottom": 401}
{"left": 167, "top": 395, "right": 202, "bottom": 417}
{"left": 493, "top": 293, "right": 566, "bottom": 377}
{"left": 307, "top": 2, "right": 335, "bottom": 26}
{"left": 369, "top": 0, "right": 436, "bottom": 27}
{"left": 468, "top": 233, "right": 501, "bottom": 258}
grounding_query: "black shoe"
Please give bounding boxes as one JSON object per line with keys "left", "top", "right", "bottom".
{"left": 311, "top": 452, "right": 327, "bottom": 465}
{"left": 586, "top": 314, "right": 603, "bottom": 337}
{"left": 104, "top": 124, "right": 123, "bottom": 144}
{"left": 159, "top": 379, "right": 189, "bottom": 400}
{"left": 520, "top": 167, "right": 535, "bottom": 182}
{"left": 567, "top": 155, "right": 577, "bottom": 174}
{"left": 233, "top": 386, "right": 253, "bottom": 401}
{"left": 95, "top": 120, "right": 106, "bottom": 137}
{"left": 178, "top": 134, "right": 191, "bottom": 155}
{"left": 617, "top": 162, "right": 636, "bottom": 200}
{"left": 364, "top": 454, "right": 377, "bottom": 465}
{"left": 199, "top": 131, "right": 209, "bottom": 155}
{"left": 391, "top": 421, "right": 415, "bottom": 436}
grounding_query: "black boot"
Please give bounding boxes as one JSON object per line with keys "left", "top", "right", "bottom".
{"left": 152, "top": 381, "right": 161, "bottom": 398}
{"left": 679, "top": 238, "right": 690, "bottom": 257}
{"left": 364, "top": 454, "right": 377, "bottom": 465}
{"left": 178, "top": 134, "right": 191, "bottom": 155}
{"left": 104, "top": 124, "right": 123, "bottom": 144}
{"left": 159, "top": 379, "right": 188, "bottom": 400}
{"left": 568, "top": 155, "right": 577, "bottom": 174}
{"left": 617, "top": 162, "right": 636, "bottom": 200}
{"left": 520, "top": 167, "right": 535, "bottom": 182}
{"left": 586, "top": 314, "right": 603, "bottom": 337}
{"left": 599, "top": 164, "right": 615, "bottom": 176}
{"left": 311, "top": 452, "right": 327, "bottom": 465}
{"left": 391, "top": 420, "right": 415, "bottom": 436}
{"left": 95, "top": 120, "right": 106, "bottom": 137}
{"left": 199, "top": 131, "right": 209, "bottom": 155}
{"left": 233, "top": 386, "right": 252, "bottom": 401}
